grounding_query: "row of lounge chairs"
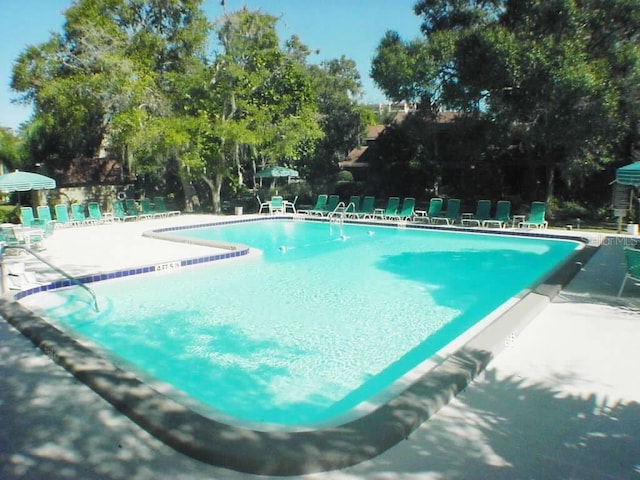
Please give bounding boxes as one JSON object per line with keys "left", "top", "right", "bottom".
{"left": 19, "top": 197, "right": 180, "bottom": 229}
{"left": 295, "top": 195, "right": 548, "bottom": 228}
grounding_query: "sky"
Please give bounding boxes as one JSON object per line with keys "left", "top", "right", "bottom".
{"left": 0, "top": 0, "right": 424, "bottom": 132}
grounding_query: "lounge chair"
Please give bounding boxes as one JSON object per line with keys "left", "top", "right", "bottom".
{"left": 483, "top": 200, "right": 511, "bottom": 228}
{"left": 153, "top": 196, "right": 181, "bottom": 216}
{"left": 345, "top": 195, "right": 360, "bottom": 216}
{"left": 300, "top": 194, "right": 328, "bottom": 215}
{"left": 462, "top": 200, "right": 492, "bottom": 227}
{"left": 387, "top": 197, "right": 416, "bottom": 221}
{"left": 88, "top": 202, "right": 115, "bottom": 223}
{"left": 415, "top": 197, "right": 443, "bottom": 223}
{"left": 54, "top": 204, "right": 81, "bottom": 227}
{"left": 617, "top": 247, "right": 640, "bottom": 297}
{"left": 358, "top": 196, "right": 376, "bottom": 219}
{"left": 20, "top": 207, "right": 46, "bottom": 229}
{"left": 36, "top": 205, "right": 58, "bottom": 229}
{"left": 1, "top": 225, "right": 46, "bottom": 250}
{"left": 323, "top": 195, "right": 341, "bottom": 216}
{"left": 519, "top": 202, "right": 548, "bottom": 229}
{"left": 124, "top": 199, "right": 142, "bottom": 219}
{"left": 380, "top": 197, "right": 401, "bottom": 219}
{"left": 111, "top": 200, "right": 138, "bottom": 221}
{"left": 139, "top": 198, "right": 161, "bottom": 219}
{"left": 70, "top": 203, "right": 98, "bottom": 226}
{"left": 432, "top": 198, "right": 461, "bottom": 225}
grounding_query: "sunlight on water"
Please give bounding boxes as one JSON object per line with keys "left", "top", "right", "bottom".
{"left": 22, "top": 221, "right": 579, "bottom": 426}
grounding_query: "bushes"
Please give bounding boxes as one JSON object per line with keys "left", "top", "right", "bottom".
{"left": 0, "top": 205, "right": 20, "bottom": 224}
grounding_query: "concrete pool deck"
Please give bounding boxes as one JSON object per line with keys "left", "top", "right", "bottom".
{"left": 1, "top": 214, "right": 639, "bottom": 479}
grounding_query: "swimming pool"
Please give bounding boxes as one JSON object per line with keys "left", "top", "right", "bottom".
{"left": 9, "top": 217, "right": 589, "bottom": 474}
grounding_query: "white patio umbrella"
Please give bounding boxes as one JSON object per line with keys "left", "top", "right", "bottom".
{"left": 0, "top": 170, "right": 56, "bottom": 193}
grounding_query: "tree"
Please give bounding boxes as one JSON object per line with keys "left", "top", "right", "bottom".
{"left": 371, "top": 0, "right": 640, "bottom": 203}
{"left": 11, "top": 0, "right": 209, "bottom": 189}
{"left": 175, "top": 8, "right": 322, "bottom": 213}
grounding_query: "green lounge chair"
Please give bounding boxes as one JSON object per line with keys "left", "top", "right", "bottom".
{"left": 462, "top": 200, "right": 492, "bottom": 227}
{"left": 381, "top": 197, "right": 401, "bottom": 219}
{"left": 36, "top": 205, "right": 58, "bottom": 230}
{"left": 355, "top": 196, "right": 376, "bottom": 219}
{"left": 153, "top": 196, "right": 181, "bottom": 216}
{"left": 111, "top": 200, "right": 137, "bottom": 221}
{"left": 321, "top": 195, "right": 340, "bottom": 216}
{"left": 20, "top": 207, "right": 46, "bottom": 229}
{"left": 432, "top": 198, "right": 460, "bottom": 225}
{"left": 87, "top": 202, "right": 115, "bottom": 223}
{"left": 387, "top": 197, "right": 415, "bottom": 221}
{"left": 71, "top": 203, "right": 98, "bottom": 226}
{"left": 483, "top": 200, "right": 511, "bottom": 228}
{"left": 138, "top": 198, "right": 161, "bottom": 219}
{"left": 124, "top": 199, "right": 142, "bottom": 219}
{"left": 519, "top": 201, "right": 548, "bottom": 229}
{"left": 54, "top": 204, "right": 80, "bottom": 227}
{"left": 301, "top": 194, "right": 328, "bottom": 215}
{"left": 617, "top": 247, "right": 640, "bottom": 297}
{"left": 415, "top": 197, "right": 443, "bottom": 223}
{"left": 345, "top": 195, "right": 360, "bottom": 215}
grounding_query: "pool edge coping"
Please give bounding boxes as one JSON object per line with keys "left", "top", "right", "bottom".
{"left": 0, "top": 217, "right": 598, "bottom": 476}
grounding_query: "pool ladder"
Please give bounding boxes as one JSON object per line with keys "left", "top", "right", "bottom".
{"left": 327, "top": 201, "right": 357, "bottom": 224}
{"left": 0, "top": 244, "right": 99, "bottom": 312}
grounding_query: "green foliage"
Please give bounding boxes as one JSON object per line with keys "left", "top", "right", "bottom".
{"left": 370, "top": 0, "right": 640, "bottom": 204}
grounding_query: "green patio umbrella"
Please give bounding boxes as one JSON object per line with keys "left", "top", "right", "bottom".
{"left": 0, "top": 170, "right": 56, "bottom": 193}
{"left": 255, "top": 166, "right": 299, "bottom": 193}
{"left": 616, "top": 162, "right": 640, "bottom": 186}
{"left": 255, "top": 166, "right": 299, "bottom": 179}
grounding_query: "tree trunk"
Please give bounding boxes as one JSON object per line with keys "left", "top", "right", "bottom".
{"left": 201, "top": 173, "right": 224, "bottom": 214}
{"left": 544, "top": 163, "right": 555, "bottom": 203}
{"left": 179, "top": 166, "right": 200, "bottom": 213}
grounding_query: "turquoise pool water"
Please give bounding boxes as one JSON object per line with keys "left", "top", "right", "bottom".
{"left": 23, "top": 220, "right": 580, "bottom": 427}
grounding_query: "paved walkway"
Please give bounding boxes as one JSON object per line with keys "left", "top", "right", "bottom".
{"left": 1, "top": 216, "right": 639, "bottom": 479}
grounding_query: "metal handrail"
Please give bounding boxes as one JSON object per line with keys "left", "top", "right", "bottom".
{"left": 0, "top": 244, "right": 99, "bottom": 312}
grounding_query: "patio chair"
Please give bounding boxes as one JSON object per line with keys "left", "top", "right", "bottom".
{"left": 432, "top": 198, "right": 461, "bottom": 225}
{"left": 387, "top": 197, "right": 416, "bottom": 221}
{"left": 71, "top": 203, "right": 98, "bottom": 226}
{"left": 353, "top": 196, "right": 376, "bottom": 219}
{"left": 257, "top": 195, "right": 270, "bottom": 214}
{"left": 111, "top": 200, "right": 137, "bottom": 221}
{"left": 124, "top": 199, "right": 142, "bottom": 219}
{"left": 321, "top": 195, "right": 341, "bottom": 216}
{"left": 20, "top": 207, "right": 46, "bottom": 229}
{"left": 283, "top": 195, "right": 298, "bottom": 213}
{"left": 36, "top": 205, "right": 59, "bottom": 230}
{"left": 381, "top": 197, "right": 401, "bottom": 219}
{"left": 415, "top": 197, "right": 443, "bottom": 223}
{"left": 153, "top": 196, "right": 181, "bottom": 216}
{"left": 345, "top": 195, "right": 360, "bottom": 216}
{"left": 483, "top": 200, "right": 511, "bottom": 228}
{"left": 462, "top": 200, "right": 492, "bottom": 227}
{"left": 268, "top": 196, "right": 285, "bottom": 214}
{"left": 617, "top": 247, "right": 640, "bottom": 297}
{"left": 54, "top": 204, "right": 81, "bottom": 227}
{"left": 139, "top": 198, "right": 161, "bottom": 219}
{"left": 87, "top": 202, "right": 115, "bottom": 223}
{"left": 300, "top": 194, "right": 328, "bottom": 215}
{"left": 518, "top": 202, "right": 548, "bottom": 229}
